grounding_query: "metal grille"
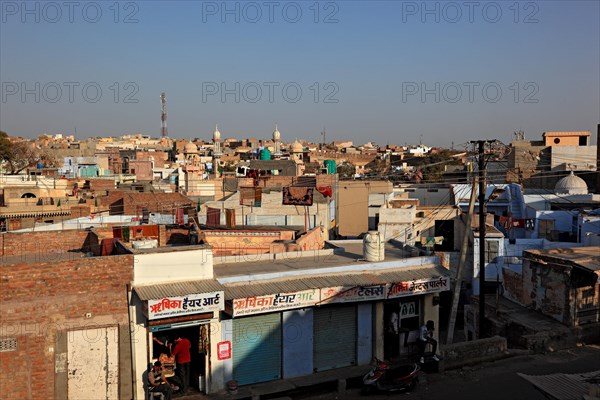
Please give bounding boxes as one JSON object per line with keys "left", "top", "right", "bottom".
{"left": 0, "top": 338, "right": 17, "bottom": 352}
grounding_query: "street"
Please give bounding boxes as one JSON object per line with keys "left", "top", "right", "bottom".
{"left": 297, "top": 345, "right": 600, "bottom": 400}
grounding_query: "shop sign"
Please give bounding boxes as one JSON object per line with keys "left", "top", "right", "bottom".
{"left": 146, "top": 291, "right": 224, "bottom": 320}
{"left": 388, "top": 276, "right": 450, "bottom": 299}
{"left": 232, "top": 289, "right": 318, "bottom": 317}
{"left": 320, "top": 284, "right": 386, "bottom": 304}
{"left": 217, "top": 341, "right": 231, "bottom": 360}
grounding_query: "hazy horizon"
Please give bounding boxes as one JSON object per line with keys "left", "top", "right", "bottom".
{"left": 1, "top": 1, "right": 599, "bottom": 146}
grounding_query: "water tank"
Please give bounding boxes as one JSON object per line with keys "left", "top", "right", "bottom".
{"left": 363, "top": 231, "right": 385, "bottom": 262}
{"left": 324, "top": 159, "right": 336, "bottom": 174}
{"left": 259, "top": 149, "right": 271, "bottom": 160}
{"left": 132, "top": 239, "right": 158, "bottom": 249}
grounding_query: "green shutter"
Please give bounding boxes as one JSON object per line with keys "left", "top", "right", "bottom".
{"left": 313, "top": 306, "right": 357, "bottom": 372}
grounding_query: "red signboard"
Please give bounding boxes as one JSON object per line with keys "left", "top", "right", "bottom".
{"left": 217, "top": 341, "right": 231, "bottom": 360}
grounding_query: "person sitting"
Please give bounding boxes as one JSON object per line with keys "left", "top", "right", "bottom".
{"left": 148, "top": 361, "right": 173, "bottom": 400}
{"left": 418, "top": 320, "right": 440, "bottom": 364}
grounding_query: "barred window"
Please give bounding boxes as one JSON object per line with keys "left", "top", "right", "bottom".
{"left": 0, "top": 338, "right": 17, "bottom": 352}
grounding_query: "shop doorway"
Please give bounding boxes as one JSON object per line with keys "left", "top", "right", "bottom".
{"left": 384, "top": 297, "right": 421, "bottom": 361}
{"left": 151, "top": 323, "right": 210, "bottom": 395}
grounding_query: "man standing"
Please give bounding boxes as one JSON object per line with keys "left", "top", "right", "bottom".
{"left": 148, "top": 361, "right": 173, "bottom": 400}
{"left": 172, "top": 334, "right": 192, "bottom": 394}
{"left": 418, "top": 320, "right": 440, "bottom": 364}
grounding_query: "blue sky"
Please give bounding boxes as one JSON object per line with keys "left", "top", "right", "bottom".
{"left": 1, "top": 0, "right": 599, "bottom": 147}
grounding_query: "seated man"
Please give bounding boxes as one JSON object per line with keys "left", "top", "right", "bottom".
{"left": 148, "top": 361, "right": 173, "bottom": 400}
{"left": 418, "top": 320, "right": 440, "bottom": 364}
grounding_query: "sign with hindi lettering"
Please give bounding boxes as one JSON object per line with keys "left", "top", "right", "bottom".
{"left": 146, "top": 291, "right": 224, "bottom": 320}
{"left": 232, "top": 289, "right": 318, "bottom": 317}
{"left": 320, "top": 285, "right": 386, "bottom": 304}
{"left": 387, "top": 276, "right": 450, "bottom": 299}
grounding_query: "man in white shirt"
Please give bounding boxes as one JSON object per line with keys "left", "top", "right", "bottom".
{"left": 418, "top": 320, "right": 440, "bottom": 363}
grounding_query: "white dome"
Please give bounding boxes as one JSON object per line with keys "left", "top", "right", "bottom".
{"left": 184, "top": 140, "right": 198, "bottom": 153}
{"left": 213, "top": 125, "right": 221, "bottom": 140}
{"left": 291, "top": 140, "right": 303, "bottom": 153}
{"left": 554, "top": 172, "right": 588, "bottom": 195}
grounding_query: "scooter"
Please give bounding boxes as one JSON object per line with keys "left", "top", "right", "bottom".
{"left": 362, "top": 358, "right": 420, "bottom": 395}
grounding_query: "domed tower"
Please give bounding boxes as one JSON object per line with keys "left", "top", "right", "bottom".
{"left": 554, "top": 171, "right": 588, "bottom": 195}
{"left": 273, "top": 124, "right": 282, "bottom": 158}
{"left": 183, "top": 140, "right": 199, "bottom": 168}
{"left": 213, "top": 124, "right": 222, "bottom": 158}
{"left": 291, "top": 140, "right": 304, "bottom": 161}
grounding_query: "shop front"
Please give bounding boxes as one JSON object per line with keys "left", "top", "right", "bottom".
{"left": 131, "top": 284, "right": 224, "bottom": 398}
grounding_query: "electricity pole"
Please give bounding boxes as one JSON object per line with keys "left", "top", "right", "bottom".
{"left": 469, "top": 139, "right": 496, "bottom": 339}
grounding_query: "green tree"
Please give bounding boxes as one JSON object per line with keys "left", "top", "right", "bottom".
{"left": 337, "top": 162, "right": 356, "bottom": 179}
{"left": 0, "top": 131, "right": 11, "bottom": 162}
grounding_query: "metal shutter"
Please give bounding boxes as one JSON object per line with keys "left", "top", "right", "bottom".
{"left": 313, "top": 305, "right": 357, "bottom": 372}
{"left": 233, "top": 314, "right": 281, "bottom": 385}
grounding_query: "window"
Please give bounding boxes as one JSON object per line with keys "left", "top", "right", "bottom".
{"left": 0, "top": 338, "right": 17, "bottom": 352}
{"left": 538, "top": 219, "right": 554, "bottom": 240}
{"left": 554, "top": 138, "right": 560, "bottom": 144}
{"left": 485, "top": 240, "right": 499, "bottom": 263}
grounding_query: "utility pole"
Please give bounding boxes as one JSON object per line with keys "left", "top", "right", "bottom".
{"left": 477, "top": 140, "right": 486, "bottom": 339}
{"left": 469, "top": 139, "right": 496, "bottom": 339}
{"left": 446, "top": 176, "right": 478, "bottom": 344}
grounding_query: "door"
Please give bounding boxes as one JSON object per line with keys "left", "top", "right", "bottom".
{"left": 233, "top": 313, "right": 281, "bottom": 385}
{"left": 67, "top": 326, "right": 119, "bottom": 400}
{"left": 313, "top": 305, "right": 357, "bottom": 372}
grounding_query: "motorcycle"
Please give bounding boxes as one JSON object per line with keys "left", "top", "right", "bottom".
{"left": 362, "top": 358, "right": 420, "bottom": 395}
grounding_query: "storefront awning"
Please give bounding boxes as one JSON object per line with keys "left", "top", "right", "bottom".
{"left": 133, "top": 279, "right": 225, "bottom": 301}
{"left": 222, "top": 264, "right": 450, "bottom": 300}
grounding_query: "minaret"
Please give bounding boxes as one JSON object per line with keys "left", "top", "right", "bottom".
{"left": 273, "top": 124, "right": 282, "bottom": 158}
{"left": 213, "top": 124, "right": 222, "bottom": 158}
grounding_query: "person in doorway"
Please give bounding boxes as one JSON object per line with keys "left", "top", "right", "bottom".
{"left": 153, "top": 335, "right": 172, "bottom": 357}
{"left": 418, "top": 320, "right": 440, "bottom": 364}
{"left": 148, "top": 361, "right": 173, "bottom": 400}
{"left": 386, "top": 311, "right": 399, "bottom": 360}
{"left": 172, "top": 334, "right": 192, "bottom": 394}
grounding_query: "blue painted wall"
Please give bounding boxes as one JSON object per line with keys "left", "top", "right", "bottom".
{"left": 357, "top": 303, "right": 373, "bottom": 365}
{"left": 283, "top": 309, "right": 313, "bottom": 378}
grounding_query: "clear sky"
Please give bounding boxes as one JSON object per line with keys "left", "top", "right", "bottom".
{"left": 1, "top": 0, "right": 599, "bottom": 147}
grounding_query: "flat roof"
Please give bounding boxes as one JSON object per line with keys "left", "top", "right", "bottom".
{"left": 543, "top": 131, "right": 591, "bottom": 137}
{"left": 524, "top": 247, "right": 600, "bottom": 272}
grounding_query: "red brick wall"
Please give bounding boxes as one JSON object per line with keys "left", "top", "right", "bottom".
{"left": 0, "top": 254, "right": 134, "bottom": 399}
{"left": 88, "top": 179, "right": 116, "bottom": 192}
{"left": 100, "top": 191, "right": 193, "bottom": 215}
{"left": 0, "top": 228, "right": 111, "bottom": 258}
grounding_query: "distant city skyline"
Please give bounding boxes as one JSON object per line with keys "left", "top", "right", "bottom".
{"left": 1, "top": 1, "right": 598, "bottom": 146}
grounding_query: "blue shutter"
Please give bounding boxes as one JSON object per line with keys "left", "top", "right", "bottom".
{"left": 233, "top": 314, "right": 281, "bottom": 385}
{"left": 313, "top": 305, "right": 357, "bottom": 372}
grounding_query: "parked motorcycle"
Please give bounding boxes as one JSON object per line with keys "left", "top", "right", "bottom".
{"left": 362, "top": 358, "right": 420, "bottom": 395}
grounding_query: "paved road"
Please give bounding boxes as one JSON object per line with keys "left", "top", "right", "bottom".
{"left": 297, "top": 345, "right": 600, "bottom": 400}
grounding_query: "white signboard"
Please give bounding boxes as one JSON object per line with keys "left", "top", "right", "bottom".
{"left": 320, "top": 284, "right": 386, "bottom": 304}
{"left": 146, "top": 291, "right": 224, "bottom": 320}
{"left": 232, "top": 289, "right": 318, "bottom": 317}
{"left": 387, "top": 276, "right": 450, "bottom": 299}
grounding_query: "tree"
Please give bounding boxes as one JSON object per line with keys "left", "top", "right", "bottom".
{"left": 1, "top": 136, "right": 50, "bottom": 175}
{"left": 337, "top": 161, "right": 356, "bottom": 179}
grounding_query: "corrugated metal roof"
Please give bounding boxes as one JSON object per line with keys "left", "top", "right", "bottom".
{"left": 518, "top": 370, "right": 600, "bottom": 400}
{"left": 134, "top": 280, "right": 225, "bottom": 300}
{"left": 223, "top": 264, "right": 449, "bottom": 299}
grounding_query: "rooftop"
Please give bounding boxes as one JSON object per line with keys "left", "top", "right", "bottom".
{"left": 524, "top": 247, "right": 600, "bottom": 273}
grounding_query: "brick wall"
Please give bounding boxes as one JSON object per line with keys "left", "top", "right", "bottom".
{"left": 100, "top": 191, "right": 193, "bottom": 215}
{"left": 296, "top": 227, "right": 324, "bottom": 251}
{"left": 88, "top": 179, "right": 116, "bottom": 192}
{"left": 0, "top": 228, "right": 112, "bottom": 258}
{"left": 0, "top": 254, "right": 134, "bottom": 399}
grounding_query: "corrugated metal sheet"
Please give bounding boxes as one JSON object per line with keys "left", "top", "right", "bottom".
{"left": 223, "top": 264, "right": 449, "bottom": 299}
{"left": 518, "top": 370, "right": 600, "bottom": 400}
{"left": 233, "top": 314, "right": 281, "bottom": 385}
{"left": 134, "top": 280, "right": 225, "bottom": 300}
{"left": 314, "top": 305, "right": 356, "bottom": 372}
